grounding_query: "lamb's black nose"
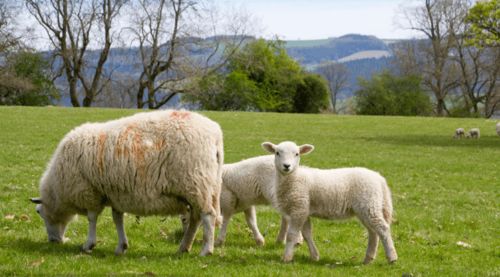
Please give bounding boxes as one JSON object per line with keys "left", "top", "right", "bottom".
{"left": 283, "top": 164, "right": 291, "bottom": 170}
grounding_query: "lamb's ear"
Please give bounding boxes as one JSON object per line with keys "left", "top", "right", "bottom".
{"left": 30, "top": 197, "right": 42, "bottom": 204}
{"left": 261, "top": 142, "right": 276, "bottom": 154}
{"left": 299, "top": 144, "right": 314, "bottom": 155}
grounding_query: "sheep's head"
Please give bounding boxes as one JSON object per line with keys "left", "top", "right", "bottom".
{"left": 262, "top": 141, "right": 314, "bottom": 175}
{"left": 30, "top": 198, "right": 70, "bottom": 243}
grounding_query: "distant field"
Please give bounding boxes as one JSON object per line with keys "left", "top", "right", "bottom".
{"left": 0, "top": 106, "right": 499, "bottom": 276}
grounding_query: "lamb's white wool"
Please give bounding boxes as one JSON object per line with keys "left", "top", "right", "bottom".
{"left": 496, "top": 123, "right": 500, "bottom": 137}
{"left": 262, "top": 141, "right": 398, "bottom": 264}
{"left": 216, "top": 155, "right": 290, "bottom": 246}
{"left": 31, "top": 110, "right": 224, "bottom": 256}
{"left": 454, "top": 128, "right": 465, "bottom": 139}
{"left": 467, "top": 128, "right": 480, "bottom": 139}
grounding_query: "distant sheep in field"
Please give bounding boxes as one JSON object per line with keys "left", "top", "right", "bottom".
{"left": 453, "top": 128, "right": 465, "bottom": 139}
{"left": 496, "top": 123, "right": 500, "bottom": 137}
{"left": 466, "top": 128, "right": 480, "bottom": 139}
{"left": 30, "top": 110, "right": 224, "bottom": 256}
{"left": 215, "top": 155, "right": 294, "bottom": 247}
{"left": 262, "top": 141, "right": 398, "bottom": 264}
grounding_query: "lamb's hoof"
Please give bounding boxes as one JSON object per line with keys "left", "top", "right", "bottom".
{"left": 363, "top": 257, "right": 374, "bottom": 265}
{"left": 199, "top": 248, "right": 213, "bottom": 256}
{"left": 255, "top": 238, "right": 265, "bottom": 247}
{"left": 310, "top": 254, "right": 320, "bottom": 262}
{"left": 282, "top": 255, "right": 293, "bottom": 263}
{"left": 388, "top": 258, "right": 398, "bottom": 264}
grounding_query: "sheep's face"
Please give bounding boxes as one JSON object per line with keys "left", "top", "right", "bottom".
{"left": 262, "top": 141, "right": 314, "bottom": 175}
{"left": 31, "top": 198, "right": 69, "bottom": 243}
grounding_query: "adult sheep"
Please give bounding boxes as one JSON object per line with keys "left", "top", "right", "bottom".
{"left": 30, "top": 110, "right": 224, "bottom": 256}
{"left": 216, "top": 155, "right": 293, "bottom": 247}
{"left": 262, "top": 141, "right": 398, "bottom": 264}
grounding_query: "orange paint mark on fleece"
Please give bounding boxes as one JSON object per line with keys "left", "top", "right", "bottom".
{"left": 97, "top": 132, "right": 107, "bottom": 174}
{"left": 169, "top": 110, "right": 191, "bottom": 120}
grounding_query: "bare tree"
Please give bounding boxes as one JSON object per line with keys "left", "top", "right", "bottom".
{"left": 399, "top": 0, "right": 465, "bottom": 116}
{"left": 127, "top": 0, "right": 252, "bottom": 109}
{"left": 25, "top": 0, "right": 125, "bottom": 107}
{"left": 316, "top": 61, "right": 348, "bottom": 113}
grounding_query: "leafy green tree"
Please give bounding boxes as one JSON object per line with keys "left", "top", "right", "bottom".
{"left": 294, "top": 74, "right": 330, "bottom": 113}
{"left": 466, "top": 0, "right": 499, "bottom": 47}
{"left": 355, "top": 72, "right": 432, "bottom": 116}
{"left": 0, "top": 51, "right": 58, "bottom": 106}
{"left": 187, "top": 38, "right": 329, "bottom": 113}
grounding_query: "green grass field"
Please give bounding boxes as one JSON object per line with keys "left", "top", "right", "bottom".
{"left": 0, "top": 106, "right": 499, "bottom": 276}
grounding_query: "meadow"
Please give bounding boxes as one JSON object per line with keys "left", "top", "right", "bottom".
{"left": 0, "top": 106, "right": 498, "bottom": 276}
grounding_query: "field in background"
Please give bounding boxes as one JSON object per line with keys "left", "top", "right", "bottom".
{"left": 0, "top": 106, "right": 498, "bottom": 276}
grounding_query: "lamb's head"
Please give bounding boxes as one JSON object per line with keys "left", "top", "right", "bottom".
{"left": 30, "top": 198, "right": 70, "bottom": 243}
{"left": 262, "top": 141, "right": 314, "bottom": 175}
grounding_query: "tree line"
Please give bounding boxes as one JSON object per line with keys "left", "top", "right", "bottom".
{"left": 0, "top": 0, "right": 498, "bottom": 117}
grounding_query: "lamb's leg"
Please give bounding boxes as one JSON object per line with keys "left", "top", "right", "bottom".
{"left": 301, "top": 217, "right": 319, "bottom": 261}
{"left": 244, "top": 206, "right": 265, "bottom": 246}
{"left": 283, "top": 217, "right": 305, "bottom": 263}
{"left": 200, "top": 212, "right": 215, "bottom": 256}
{"left": 215, "top": 212, "right": 232, "bottom": 247}
{"left": 82, "top": 211, "right": 98, "bottom": 253}
{"left": 276, "top": 216, "right": 288, "bottom": 244}
{"left": 112, "top": 209, "right": 129, "bottom": 255}
{"left": 365, "top": 215, "right": 397, "bottom": 264}
{"left": 363, "top": 229, "right": 379, "bottom": 264}
{"left": 178, "top": 210, "right": 201, "bottom": 254}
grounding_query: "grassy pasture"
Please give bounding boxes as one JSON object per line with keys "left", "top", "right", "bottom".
{"left": 0, "top": 106, "right": 499, "bottom": 276}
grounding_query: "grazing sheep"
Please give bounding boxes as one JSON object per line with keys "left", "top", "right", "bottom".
{"left": 262, "top": 141, "right": 398, "bottom": 264}
{"left": 453, "top": 128, "right": 465, "bottom": 139}
{"left": 30, "top": 110, "right": 224, "bottom": 257}
{"left": 466, "top": 128, "right": 480, "bottom": 139}
{"left": 496, "top": 123, "right": 500, "bottom": 137}
{"left": 215, "top": 155, "right": 293, "bottom": 247}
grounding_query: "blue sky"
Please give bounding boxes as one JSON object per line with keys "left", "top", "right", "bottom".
{"left": 219, "top": 0, "right": 417, "bottom": 39}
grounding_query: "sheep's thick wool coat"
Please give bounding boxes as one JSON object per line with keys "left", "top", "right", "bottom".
{"left": 38, "top": 110, "right": 223, "bottom": 222}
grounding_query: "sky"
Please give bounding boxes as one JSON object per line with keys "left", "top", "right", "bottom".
{"left": 219, "top": 0, "right": 418, "bottom": 40}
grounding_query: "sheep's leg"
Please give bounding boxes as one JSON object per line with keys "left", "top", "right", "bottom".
{"left": 244, "top": 206, "right": 265, "bottom": 246}
{"left": 276, "top": 216, "right": 288, "bottom": 244}
{"left": 112, "top": 209, "right": 129, "bottom": 255}
{"left": 178, "top": 210, "right": 201, "bottom": 254}
{"left": 283, "top": 217, "right": 305, "bottom": 263}
{"left": 301, "top": 217, "right": 319, "bottom": 261}
{"left": 215, "top": 212, "right": 232, "bottom": 247}
{"left": 82, "top": 211, "right": 98, "bottom": 253}
{"left": 200, "top": 212, "right": 215, "bottom": 256}
{"left": 365, "top": 215, "right": 398, "bottom": 264}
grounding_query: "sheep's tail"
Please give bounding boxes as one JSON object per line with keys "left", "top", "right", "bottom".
{"left": 381, "top": 179, "right": 393, "bottom": 225}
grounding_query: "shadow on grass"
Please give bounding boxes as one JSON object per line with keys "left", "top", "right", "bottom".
{"left": 361, "top": 135, "right": 500, "bottom": 149}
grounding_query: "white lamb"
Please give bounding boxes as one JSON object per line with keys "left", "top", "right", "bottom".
{"left": 453, "top": 128, "right": 465, "bottom": 139}
{"left": 262, "top": 141, "right": 398, "bottom": 264}
{"left": 215, "top": 155, "right": 292, "bottom": 247}
{"left": 466, "top": 128, "right": 480, "bottom": 139}
{"left": 30, "top": 110, "right": 224, "bottom": 256}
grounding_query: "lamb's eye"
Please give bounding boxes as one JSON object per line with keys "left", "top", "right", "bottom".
{"left": 295, "top": 153, "right": 299, "bottom": 156}
{"left": 276, "top": 152, "right": 280, "bottom": 156}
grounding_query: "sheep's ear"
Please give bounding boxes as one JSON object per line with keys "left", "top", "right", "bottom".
{"left": 30, "top": 197, "right": 42, "bottom": 204}
{"left": 299, "top": 144, "right": 314, "bottom": 155}
{"left": 261, "top": 142, "right": 276, "bottom": 154}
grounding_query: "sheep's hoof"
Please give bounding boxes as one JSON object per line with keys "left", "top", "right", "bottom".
{"left": 388, "top": 258, "right": 398, "bottom": 264}
{"left": 214, "top": 239, "right": 224, "bottom": 247}
{"left": 310, "top": 254, "right": 320, "bottom": 262}
{"left": 282, "top": 255, "right": 293, "bottom": 263}
{"left": 114, "top": 243, "right": 128, "bottom": 256}
{"left": 81, "top": 243, "right": 95, "bottom": 254}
